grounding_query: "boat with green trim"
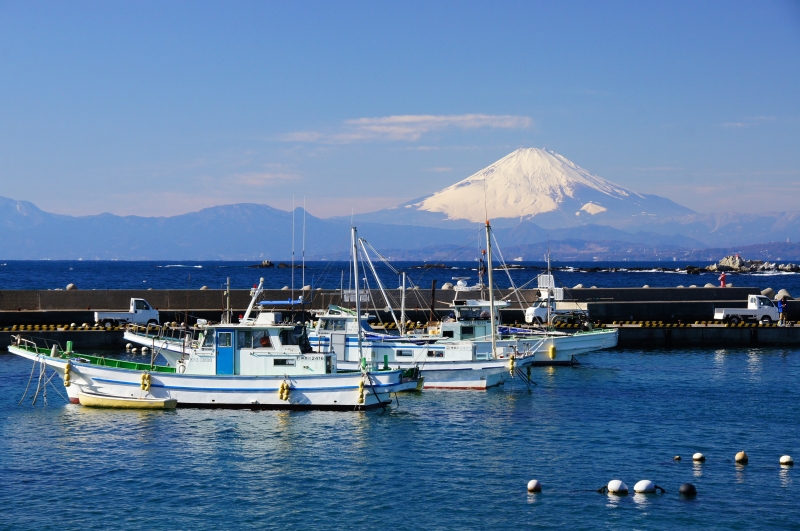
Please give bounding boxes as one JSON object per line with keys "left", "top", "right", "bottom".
{"left": 8, "top": 319, "right": 421, "bottom": 410}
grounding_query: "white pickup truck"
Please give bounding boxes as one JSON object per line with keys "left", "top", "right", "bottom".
{"left": 714, "top": 295, "right": 779, "bottom": 324}
{"left": 95, "top": 298, "right": 160, "bottom": 326}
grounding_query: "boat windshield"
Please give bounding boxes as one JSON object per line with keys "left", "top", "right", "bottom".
{"left": 201, "top": 330, "right": 215, "bottom": 348}
{"left": 456, "top": 308, "right": 490, "bottom": 320}
{"left": 320, "top": 318, "right": 347, "bottom": 331}
{"left": 279, "top": 325, "right": 313, "bottom": 353}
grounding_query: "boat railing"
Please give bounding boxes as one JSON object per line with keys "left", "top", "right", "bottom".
{"left": 11, "top": 334, "right": 64, "bottom": 355}
{"left": 127, "top": 323, "right": 204, "bottom": 346}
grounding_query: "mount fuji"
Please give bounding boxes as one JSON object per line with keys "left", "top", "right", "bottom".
{"left": 352, "top": 148, "right": 695, "bottom": 229}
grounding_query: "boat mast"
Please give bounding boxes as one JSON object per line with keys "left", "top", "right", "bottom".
{"left": 291, "top": 197, "right": 295, "bottom": 320}
{"left": 351, "top": 226, "right": 364, "bottom": 368}
{"left": 485, "top": 221, "right": 497, "bottom": 358}
{"left": 546, "top": 241, "right": 552, "bottom": 326}
{"left": 400, "top": 271, "right": 406, "bottom": 335}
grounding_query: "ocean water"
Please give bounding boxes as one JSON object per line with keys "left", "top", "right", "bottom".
{"left": 1, "top": 260, "right": 799, "bottom": 294}
{"left": 1, "top": 346, "right": 798, "bottom": 530}
{"left": 1, "top": 262, "right": 798, "bottom": 529}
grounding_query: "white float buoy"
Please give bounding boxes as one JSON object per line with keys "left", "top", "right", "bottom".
{"left": 527, "top": 479, "right": 542, "bottom": 493}
{"left": 607, "top": 480, "right": 628, "bottom": 495}
{"left": 780, "top": 455, "right": 794, "bottom": 465}
{"left": 142, "top": 346, "right": 149, "bottom": 352}
{"left": 735, "top": 450, "right": 749, "bottom": 464}
{"left": 674, "top": 456, "right": 681, "bottom": 461}
{"left": 693, "top": 452, "right": 706, "bottom": 462}
{"left": 125, "top": 343, "right": 132, "bottom": 350}
{"left": 131, "top": 348, "right": 137, "bottom": 353}
{"left": 633, "top": 480, "right": 656, "bottom": 493}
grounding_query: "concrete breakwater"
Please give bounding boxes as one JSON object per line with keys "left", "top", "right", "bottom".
{"left": 0, "top": 286, "right": 796, "bottom": 324}
{"left": 1, "top": 286, "right": 798, "bottom": 349}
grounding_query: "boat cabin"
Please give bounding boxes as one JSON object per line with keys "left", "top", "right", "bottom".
{"left": 177, "top": 321, "right": 332, "bottom": 377}
{"left": 439, "top": 299, "right": 509, "bottom": 341}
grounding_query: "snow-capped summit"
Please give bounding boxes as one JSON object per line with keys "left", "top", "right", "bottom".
{"left": 413, "top": 148, "right": 641, "bottom": 222}
{"left": 355, "top": 147, "right": 694, "bottom": 229}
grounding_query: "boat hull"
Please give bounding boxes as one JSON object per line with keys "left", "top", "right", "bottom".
{"left": 9, "top": 346, "right": 411, "bottom": 410}
{"left": 324, "top": 329, "right": 618, "bottom": 388}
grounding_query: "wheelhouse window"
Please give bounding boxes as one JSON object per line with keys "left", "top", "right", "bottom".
{"left": 456, "top": 308, "right": 489, "bottom": 320}
{"left": 218, "top": 332, "right": 232, "bottom": 347}
{"left": 202, "top": 331, "right": 215, "bottom": 348}
{"left": 396, "top": 350, "right": 412, "bottom": 357}
{"left": 237, "top": 331, "right": 252, "bottom": 349}
{"left": 280, "top": 325, "right": 313, "bottom": 353}
{"left": 254, "top": 330, "right": 272, "bottom": 348}
{"left": 273, "top": 358, "right": 296, "bottom": 366}
{"left": 321, "top": 318, "right": 347, "bottom": 331}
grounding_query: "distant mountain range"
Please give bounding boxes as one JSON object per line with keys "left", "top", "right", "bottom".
{"left": 2, "top": 147, "right": 799, "bottom": 260}
{"left": 347, "top": 148, "right": 696, "bottom": 230}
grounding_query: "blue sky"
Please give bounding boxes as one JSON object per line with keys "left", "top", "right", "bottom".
{"left": 1, "top": 1, "right": 798, "bottom": 217}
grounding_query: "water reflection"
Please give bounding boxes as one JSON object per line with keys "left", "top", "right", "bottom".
{"left": 632, "top": 493, "right": 650, "bottom": 508}
{"left": 712, "top": 349, "right": 727, "bottom": 380}
{"left": 735, "top": 463, "right": 747, "bottom": 483}
{"left": 693, "top": 462, "right": 703, "bottom": 478}
{"left": 746, "top": 349, "right": 763, "bottom": 381}
{"left": 780, "top": 465, "right": 792, "bottom": 488}
{"left": 605, "top": 493, "right": 624, "bottom": 508}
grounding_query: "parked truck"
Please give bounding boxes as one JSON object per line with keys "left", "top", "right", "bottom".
{"left": 713, "top": 295, "right": 779, "bottom": 324}
{"left": 95, "top": 298, "right": 160, "bottom": 326}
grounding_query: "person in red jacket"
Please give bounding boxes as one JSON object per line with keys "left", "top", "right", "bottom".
{"left": 718, "top": 271, "right": 727, "bottom": 288}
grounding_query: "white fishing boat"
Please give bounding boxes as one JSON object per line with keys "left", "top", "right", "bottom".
{"left": 9, "top": 310, "right": 421, "bottom": 409}
{"left": 309, "top": 298, "right": 617, "bottom": 388}
{"left": 306, "top": 223, "right": 616, "bottom": 389}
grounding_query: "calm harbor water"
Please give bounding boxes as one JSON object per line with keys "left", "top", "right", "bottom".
{"left": 1, "top": 263, "right": 798, "bottom": 529}
{"left": 1, "top": 346, "right": 798, "bottom": 530}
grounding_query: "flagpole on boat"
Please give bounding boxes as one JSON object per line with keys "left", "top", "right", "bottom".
{"left": 291, "top": 196, "right": 295, "bottom": 321}
{"left": 485, "top": 220, "right": 497, "bottom": 358}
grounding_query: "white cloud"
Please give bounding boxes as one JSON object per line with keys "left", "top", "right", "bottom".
{"left": 280, "top": 114, "right": 532, "bottom": 144}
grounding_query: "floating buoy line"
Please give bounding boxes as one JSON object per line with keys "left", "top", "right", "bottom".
{"left": 526, "top": 449, "right": 798, "bottom": 497}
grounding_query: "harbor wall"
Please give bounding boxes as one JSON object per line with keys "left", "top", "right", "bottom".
{"left": 0, "top": 287, "right": 797, "bottom": 327}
